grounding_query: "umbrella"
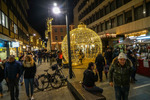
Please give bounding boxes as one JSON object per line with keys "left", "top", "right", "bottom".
{"left": 116, "top": 38, "right": 134, "bottom": 46}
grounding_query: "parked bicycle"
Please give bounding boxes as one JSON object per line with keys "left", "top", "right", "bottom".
{"left": 52, "top": 64, "right": 67, "bottom": 85}
{"left": 37, "top": 67, "right": 62, "bottom": 91}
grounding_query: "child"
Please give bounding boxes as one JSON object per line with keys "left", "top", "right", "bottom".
{"left": 104, "top": 64, "right": 109, "bottom": 79}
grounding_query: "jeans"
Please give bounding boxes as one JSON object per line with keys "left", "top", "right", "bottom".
{"left": 38, "top": 58, "right": 42, "bottom": 64}
{"left": 9, "top": 79, "right": 19, "bottom": 100}
{"left": 24, "top": 78, "right": 34, "bottom": 97}
{"left": 114, "top": 85, "right": 130, "bottom": 100}
{"left": 83, "top": 85, "right": 103, "bottom": 94}
{"left": 0, "top": 82, "right": 2, "bottom": 93}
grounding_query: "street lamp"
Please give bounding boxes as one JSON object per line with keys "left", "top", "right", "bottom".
{"left": 52, "top": 0, "right": 73, "bottom": 79}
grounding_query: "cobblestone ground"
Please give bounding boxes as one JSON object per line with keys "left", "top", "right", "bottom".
{"left": 64, "top": 61, "right": 150, "bottom": 100}
{"left": 1, "top": 61, "right": 75, "bottom": 100}
{"left": 1, "top": 60, "right": 150, "bottom": 100}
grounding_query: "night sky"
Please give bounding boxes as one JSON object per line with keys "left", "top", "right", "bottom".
{"left": 27, "top": 0, "right": 73, "bottom": 40}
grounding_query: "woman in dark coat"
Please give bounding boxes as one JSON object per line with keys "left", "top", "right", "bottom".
{"left": 23, "top": 55, "right": 36, "bottom": 100}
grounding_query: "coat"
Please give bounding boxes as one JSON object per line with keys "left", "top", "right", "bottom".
{"left": 0, "top": 64, "right": 4, "bottom": 82}
{"left": 109, "top": 57, "right": 133, "bottom": 86}
{"left": 82, "top": 69, "right": 98, "bottom": 87}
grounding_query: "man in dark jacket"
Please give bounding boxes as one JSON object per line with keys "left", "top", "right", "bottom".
{"left": 0, "top": 64, "right": 4, "bottom": 97}
{"left": 83, "top": 62, "right": 103, "bottom": 94}
{"left": 95, "top": 54, "right": 105, "bottom": 82}
{"left": 109, "top": 52, "right": 133, "bottom": 100}
{"left": 5, "top": 56, "right": 22, "bottom": 100}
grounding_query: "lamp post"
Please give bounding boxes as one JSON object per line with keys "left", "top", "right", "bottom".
{"left": 52, "top": 0, "right": 73, "bottom": 79}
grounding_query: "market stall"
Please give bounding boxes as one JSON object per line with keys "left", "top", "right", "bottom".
{"left": 136, "top": 41, "right": 150, "bottom": 77}
{"left": 115, "top": 38, "right": 150, "bottom": 77}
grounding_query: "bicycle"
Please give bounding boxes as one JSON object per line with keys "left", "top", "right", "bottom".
{"left": 37, "top": 68, "right": 62, "bottom": 91}
{"left": 52, "top": 64, "right": 76, "bottom": 85}
{"left": 51, "top": 64, "right": 67, "bottom": 85}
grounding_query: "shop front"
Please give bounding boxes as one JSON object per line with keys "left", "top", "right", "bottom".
{"left": 125, "top": 30, "right": 150, "bottom": 77}
{"left": 0, "top": 39, "right": 7, "bottom": 62}
{"left": 9, "top": 41, "right": 19, "bottom": 59}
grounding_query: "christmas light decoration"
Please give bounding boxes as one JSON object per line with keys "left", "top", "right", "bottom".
{"left": 62, "top": 23, "right": 102, "bottom": 65}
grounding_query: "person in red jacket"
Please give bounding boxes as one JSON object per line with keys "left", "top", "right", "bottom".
{"left": 58, "top": 51, "right": 63, "bottom": 66}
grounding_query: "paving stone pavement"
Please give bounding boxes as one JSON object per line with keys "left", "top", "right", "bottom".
{"left": 64, "top": 63, "right": 150, "bottom": 100}
{"left": 1, "top": 61, "right": 75, "bottom": 100}
{"left": 1, "top": 61, "right": 150, "bottom": 100}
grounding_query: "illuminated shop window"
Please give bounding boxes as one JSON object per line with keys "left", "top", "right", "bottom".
{"left": 14, "top": 24, "right": 18, "bottom": 34}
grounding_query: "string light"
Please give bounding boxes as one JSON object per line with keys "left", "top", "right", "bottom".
{"left": 62, "top": 23, "right": 102, "bottom": 65}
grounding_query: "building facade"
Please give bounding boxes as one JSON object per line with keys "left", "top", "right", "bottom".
{"left": 48, "top": 25, "right": 74, "bottom": 51}
{"left": 0, "top": 0, "right": 42, "bottom": 61}
{"left": 74, "top": 0, "right": 150, "bottom": 48}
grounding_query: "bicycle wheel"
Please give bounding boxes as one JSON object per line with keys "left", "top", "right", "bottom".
{"left": 50, "top": 74, "right": 62, "bottom": 89}
{"left": 37, "top": 75, "right": 49, "bottom": 91}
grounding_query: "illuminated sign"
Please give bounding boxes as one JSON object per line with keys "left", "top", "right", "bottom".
{"left": 12, "top": 42, "right": 19, "bottom": 47}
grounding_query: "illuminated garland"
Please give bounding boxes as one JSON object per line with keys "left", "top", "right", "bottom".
{"left": 62, "top": 23, "right": 102, "bottom": 65}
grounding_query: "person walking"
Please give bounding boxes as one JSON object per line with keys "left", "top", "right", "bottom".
{"left": 0, "top": 63, "right": 4, "bottom": 98}
{"left": 5, "top": 56, "right": 22, "bottom": 100}
{"left": 95, "top": 53, "right": 105, "bottom": 82}
{"left": 38, "top": 50, "right": 42, "bottom": 64}
{"left": 23, "top": 55, "right": 36, "bottom": 100}
{"left": 109, "top": 52, "right": 133, "bottom": 100}
{"left": 82, "top": 62, "right": 103, "bottom": 94}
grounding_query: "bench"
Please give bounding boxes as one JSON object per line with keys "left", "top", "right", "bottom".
{"left": 68, "top": 81, "right": 106, "bottom": 100}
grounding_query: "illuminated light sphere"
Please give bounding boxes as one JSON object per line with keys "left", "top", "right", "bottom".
{"left": 61, "top": 23, "right": 102, "bottom": 65}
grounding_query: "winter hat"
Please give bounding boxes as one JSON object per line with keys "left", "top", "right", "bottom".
{"left": 118, "top": 52, "right": 127, "bottom": 59}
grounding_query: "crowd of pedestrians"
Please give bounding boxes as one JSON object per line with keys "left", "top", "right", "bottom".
{"left": 0, "top": 49, "right": 62, "bottom": 100}
{"left": 83, "top": 46, "right": 138, "bottom": 100}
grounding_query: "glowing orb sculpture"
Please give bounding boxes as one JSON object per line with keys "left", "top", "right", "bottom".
{"left": 62, "top": 23, "right": 102, "bottom": 65}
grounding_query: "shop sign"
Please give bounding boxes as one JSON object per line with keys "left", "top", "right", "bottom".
{"left": 143, "top": 60, "right": 149, "bottom": 68}
{"left": 12, "top": 42, "right": 19, "bottom": 47}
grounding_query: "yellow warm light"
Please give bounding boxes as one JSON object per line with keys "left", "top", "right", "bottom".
{"left": 61, "top": 23, "right": 102, "bottom": 65}
{"left": 125, "top": 30, "right": 148, "bottom": 37}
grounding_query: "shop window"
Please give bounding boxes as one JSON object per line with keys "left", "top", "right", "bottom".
{"left": 0, "top": 11, "right": 1, "bottom": 24}
{"left": 55, "top": 36, "right": 58, "bottom": 40}
{"left": 110, "top": 1, "right": 115, "bottom": 12}
{"left": 135, "top": 5, "right": 144, "bottom": 20}
{"left": 116, "top": 0, "right": 123, "bottom": 8}
{"left": 117, "top": 14, "right": 123, "bottom": 26}
{"left": 105, "top": 20, "right": 110, "bottom": 30}
{"left": 55, "top": 28, "right": 57, "bottom": 32}
{"left": 105, "top": 5, "right": 110, "bottom": 15}
{"left": 14, "top": 24, "right": 18, "bottom": 34}
{"left": 61, "top": 36, "right": 63, "bottom": 40}
{"left": 2, "top": 12, "right": 5, "bottom": 27}
{"left": 60, "top": 28, "right": 63, "bottom": 32}
{"left": 111, "top": 18, "right": 115, "bottom": 28}
{"left": 125, "top": 10, "right": 132, "bottom": 23}
{"left": 146, "top": 2, "right": 150, "bottom": 16}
